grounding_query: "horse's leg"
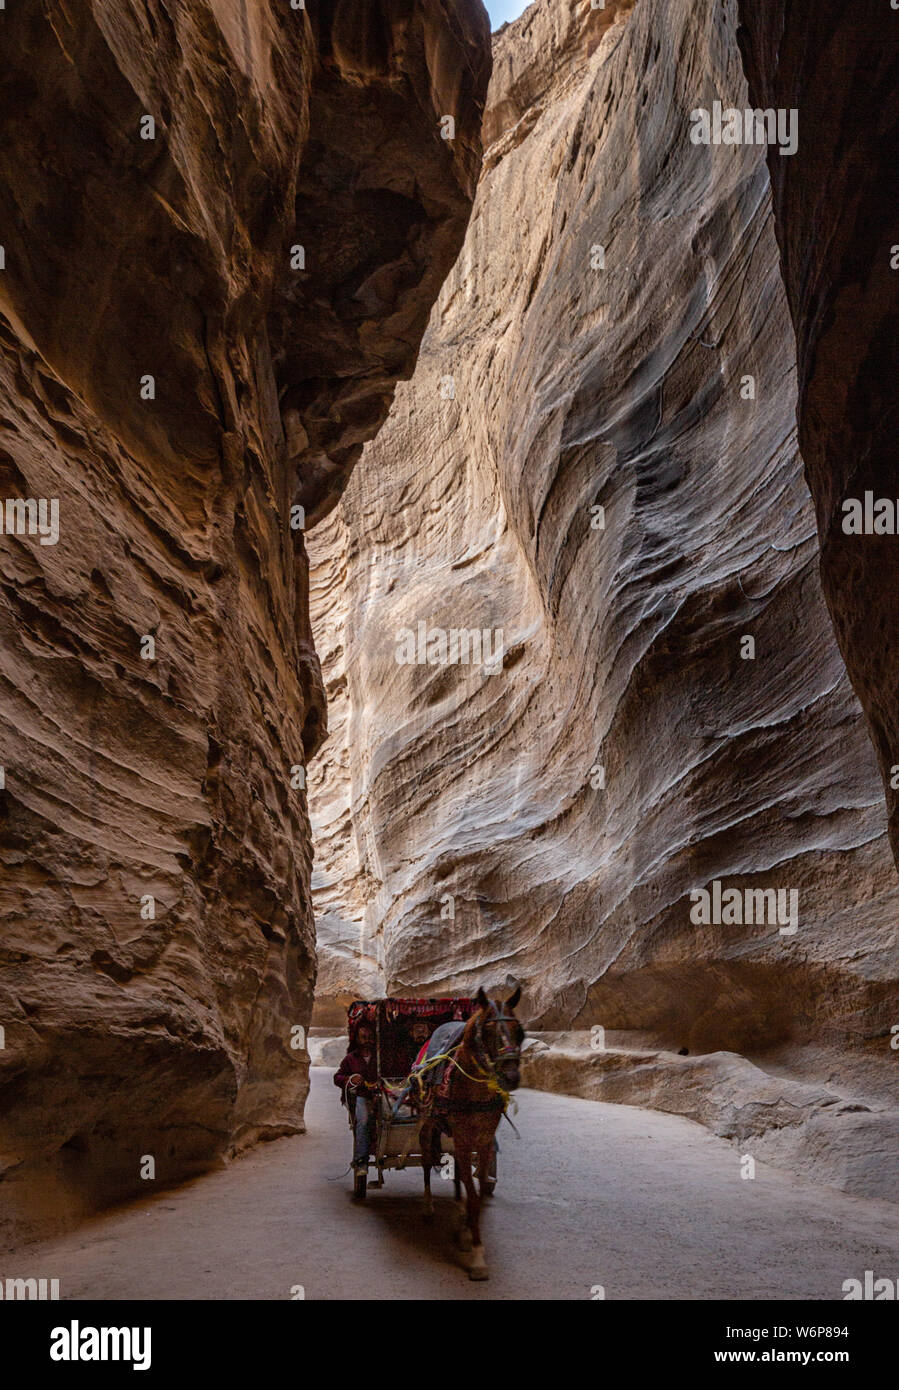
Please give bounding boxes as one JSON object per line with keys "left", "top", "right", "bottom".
{"left": 476, "top": 1133, "right": 493, "bottom": 1200}
{"left": 451, "top": 1135, "right": 470, "bottom": 1247}
{"left": 484, "top": 1137, "right": 497, "bottom": 1196}
{"left": 420, "top": 1120, "right": 434, "bottom": 1218}
{"left": 456, "top": 1130, "right": 487, "bottom": 1280}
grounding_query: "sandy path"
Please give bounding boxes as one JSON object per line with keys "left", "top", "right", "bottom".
{"left": 4, "top": 1070, "right": 898, "bottom": 1300}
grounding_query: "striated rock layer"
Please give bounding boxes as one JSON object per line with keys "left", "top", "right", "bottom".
{"left": 308, "top": 0, "right": 899, "bottom": 1106}
{"left": 0, "top": 0, "right": 489, "bottom": 1237}
{"left": 736, "top": 0, "right": 899, "bottom": 860}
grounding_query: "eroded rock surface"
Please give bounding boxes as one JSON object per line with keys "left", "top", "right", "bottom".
{"left": 0, "top": 0, "right": 489, "bottom": 1237}
{"left": 736, "top": 0, "right": 899, "bottom": 859}
{"left": 521, "top": 1034, "right": 899, "bottom": 1202}
{"left": 308, "top": 0, "right": 899, "bottom": 1113}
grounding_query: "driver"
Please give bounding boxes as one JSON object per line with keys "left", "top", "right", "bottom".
{"left": 334, "top": 1022, "right": 379, "bottom": 1176}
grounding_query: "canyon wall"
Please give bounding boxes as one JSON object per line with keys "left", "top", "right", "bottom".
{"left": 737, "top": 0, "right": 899, "bottom": 860}
{"left": 308, "top": 0, "right": 899, "bottom": 1099}
{"left": 0, "top": 0, "right": 489, "bottom": 1236}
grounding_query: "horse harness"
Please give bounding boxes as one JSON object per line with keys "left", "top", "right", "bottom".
{"left": 433, "top": 1001, "right": 521, "bottom": 1116}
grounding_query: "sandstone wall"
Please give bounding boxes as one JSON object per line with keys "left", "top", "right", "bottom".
{"left": 737, "top": 0, "right": 899, "bottom": 860}
{"left": 0, "top": 0, "right": 489, "bottom": 1235}
{"left": 308, "top": 0, "right": 899, "bottom": 1090}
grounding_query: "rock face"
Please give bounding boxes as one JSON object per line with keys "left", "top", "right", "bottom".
{"left": 0, "top": 0, "right": 489, "bottom": 1235}
{"left": 521, "top": 1034, "right": 899, "bottom": 1203}
{"left": 736, "top": 1, "right": 899, "bottom": 859}
{"left": 308, "top": 0, "right": 899, "bottom": 1114}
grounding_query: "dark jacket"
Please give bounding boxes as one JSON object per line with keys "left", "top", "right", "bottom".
{"left": 334, "top": 1047, "right": 379, "bottom": 1100}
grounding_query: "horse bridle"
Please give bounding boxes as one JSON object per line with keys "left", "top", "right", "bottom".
{"left": 470, "top": 999, "right": 521, "bottom": 1077}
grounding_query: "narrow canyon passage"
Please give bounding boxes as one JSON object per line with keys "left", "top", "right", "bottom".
{"left": 0, "top": 0, "right": 896, "bottom": 1329}
{"left": 6, "top": 1071, "right": 897, "bottom": 1301}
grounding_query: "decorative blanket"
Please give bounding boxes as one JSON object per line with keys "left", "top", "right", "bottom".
{"left": 409, "top": 1020, "right": 466, "bottom": 1102}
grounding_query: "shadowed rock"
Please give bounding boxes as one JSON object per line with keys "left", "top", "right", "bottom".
{"left": 0, "top": 0, "right": 490, "bottom": 1241}
{"left": 737, "top": 0, "right": 899, "bottom": 861}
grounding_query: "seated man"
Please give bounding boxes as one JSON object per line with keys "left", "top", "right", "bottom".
{"left": 334, "top": 1022, "right": 379, "bottom": 1176}
{"left": 394, "top": 1018, "right": 432, "bottom": 1078}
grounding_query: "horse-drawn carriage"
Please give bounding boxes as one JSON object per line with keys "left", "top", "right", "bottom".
{"left": 338, "top": 988, "right": 524, "bottom": 1279}
{"left": 340, "top": 995, "right": 486, "bottom": 1200}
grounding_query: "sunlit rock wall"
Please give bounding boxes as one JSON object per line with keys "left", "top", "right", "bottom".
{"left": 308, "top": 0, "right": 899, "bottom": 1081}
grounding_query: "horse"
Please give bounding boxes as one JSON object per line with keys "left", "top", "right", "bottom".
{"left": 419, "top": 985, "right": 523, "bottom": 1281}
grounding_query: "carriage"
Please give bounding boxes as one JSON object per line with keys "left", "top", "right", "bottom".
{"left": 341, "top": 995, "right": 496, "bottom": 1200}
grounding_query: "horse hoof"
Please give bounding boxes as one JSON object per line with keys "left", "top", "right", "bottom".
{"left": 468, "top": 1246, "right": 488, "bottom": 1280}
{"left": 468, "top": 1265, "right": 489, "bottom": 1281}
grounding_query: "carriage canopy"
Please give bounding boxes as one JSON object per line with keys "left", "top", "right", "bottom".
{"left": 347, "top": 996, "right": 478, "bottom": 1030}
{"left": 346, "top": 996, "right": 478, "bottom": 1076}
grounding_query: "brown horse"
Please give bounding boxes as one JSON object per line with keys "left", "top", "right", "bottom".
{"left": 419, "top": 985, "right": 523, "bottom": 1280}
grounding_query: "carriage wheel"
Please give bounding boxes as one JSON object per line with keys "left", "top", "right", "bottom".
{"left": 353, "top": 1169, "right": 367, "bottom": 1200}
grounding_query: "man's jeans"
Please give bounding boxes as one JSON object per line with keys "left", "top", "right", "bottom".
{"left": 352, "top": 1094, "right": 375, "bottom": 1168}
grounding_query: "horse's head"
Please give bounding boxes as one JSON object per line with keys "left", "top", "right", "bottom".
{"left": 466, "top": 984, "right": 524, "bottom": 1092}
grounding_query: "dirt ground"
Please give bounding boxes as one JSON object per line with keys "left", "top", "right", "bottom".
{"left": 4, "top": 1070, "right": 898, "bottom": 1300}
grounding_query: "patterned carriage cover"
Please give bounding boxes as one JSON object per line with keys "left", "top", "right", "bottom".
{"left": 346, "top": 996, "right": 478, "bottom": 1033}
